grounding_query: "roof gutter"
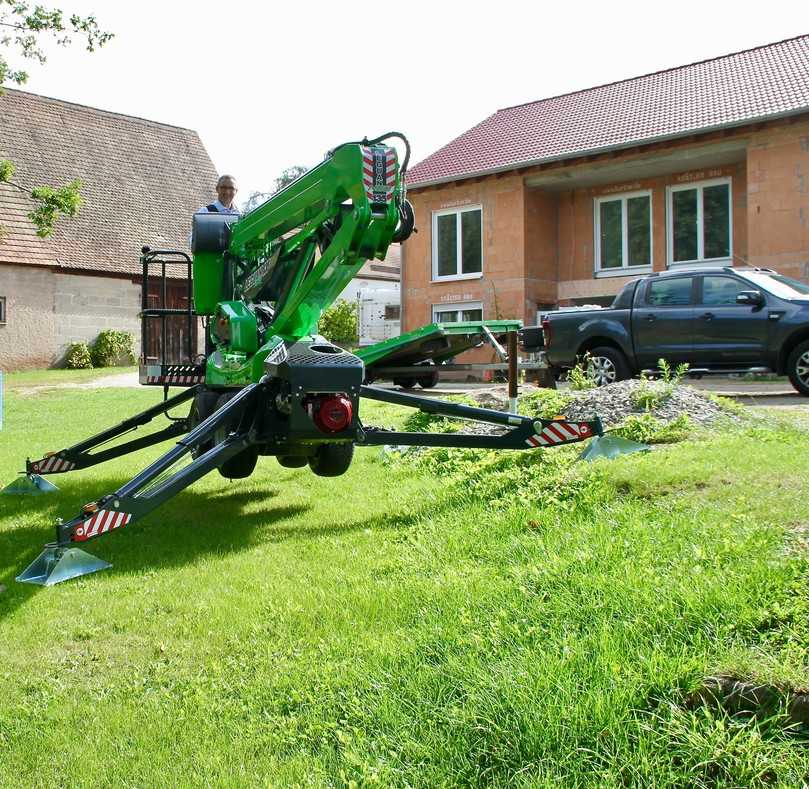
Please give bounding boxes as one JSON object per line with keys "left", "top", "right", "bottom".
{"left": 406, "top": 106, "right": 809, "bottom": 190}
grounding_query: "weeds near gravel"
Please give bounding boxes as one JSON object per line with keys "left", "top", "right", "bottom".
{"left": 631, "top": 359, "right": 691, "bottom": 412}
{"left": 569, "top": 355, "right": 596, "bottom": 390}
{"left": 613, "top": 412, "right": 694, "bottom": 444}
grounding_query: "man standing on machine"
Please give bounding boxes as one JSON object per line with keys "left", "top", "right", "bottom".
{"left": 198, "top": 174, "right": 240, "bottom": 214}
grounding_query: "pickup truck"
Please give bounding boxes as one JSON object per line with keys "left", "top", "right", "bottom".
{"left": 531, "top": 267, "right": 809, "bottom": 395}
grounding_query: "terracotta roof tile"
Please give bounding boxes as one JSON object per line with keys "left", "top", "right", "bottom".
{"left": 0, "top": 89, "right": 218, "bottom": 275}
{"left": 0, "top": 181, "right": 58, "bottom": 266}
{"left": 408, "top": 35, "right": 809, "bottom": 187}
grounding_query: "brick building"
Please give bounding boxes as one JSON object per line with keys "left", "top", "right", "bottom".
{"left": 0, "top": 89, "right": 217, "bottom": 370}
{"left": 401, "top": 36, "right": 809, "bottom": 334}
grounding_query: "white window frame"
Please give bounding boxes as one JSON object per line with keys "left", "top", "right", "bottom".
{"left": 666, "top": 177, "right": 732, "bottom": 267}
{"left": 593, "top": 189, "right": 653, "bottom": 278}
{"left": 431, "top": 205, "right": 483, "bottom": 282}
{"left": 431, "top": 301, "right": 483, "bottom": 324}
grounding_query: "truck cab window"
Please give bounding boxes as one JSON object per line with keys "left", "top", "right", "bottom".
{"left": 701, "top": 276, "right": 748, "bottom": 305}
{"left": 646, "top": 277, "right": 692, "bottom": 306}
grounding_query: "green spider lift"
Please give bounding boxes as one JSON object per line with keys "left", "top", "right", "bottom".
{"left": 9, "top": 132, "right": 637, "bottom": 586}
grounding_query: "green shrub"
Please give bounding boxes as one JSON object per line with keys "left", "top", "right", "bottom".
{"left": 630, "top": 360, "right": 691, "bottom": 412}
{"left": 517, "top": 388, "right": 572, "bottom": 419}
{"left": 568, "top": 357, "right": 596, "bottom": 390}
{"left": 64, "top": 341, "right": 93, "bottom": 369}
{"left": 91, "top": 329, "right": 135, "bottom": 367}
{"left": 658, "top": 357, "right": 690, "bottom": 386}
{"left": 613, "top": 412, "right": 694, "bottom": 444}
{"left": 318, "top": 299, "right": 358, "bottom": 347}
{"left": 630, "top": 373, "right": 661, "bottom": 411}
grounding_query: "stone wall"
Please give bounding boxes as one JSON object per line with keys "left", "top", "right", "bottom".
{"left": 0, "top": 265, "right": 56, "bottom": 369}
{"left": 54, "top": 272, "right": 142, "bottom": 363}
{"left": 0, "top": 265, "right": 142, "bottom": 370}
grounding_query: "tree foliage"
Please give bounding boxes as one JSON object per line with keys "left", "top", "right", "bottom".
{"left": 241, "top": 165, "right": 308, "bottom": 214}
{"left": 318, "top": 299, "right": 358, "bottom": 347}
{"left": 273, "top": 165, "right": 307, "bottom": 194}
{"left": 0, "top": 2, "right": 112, "bottom": 236}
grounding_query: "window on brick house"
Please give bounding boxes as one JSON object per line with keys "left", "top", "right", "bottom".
{"left": 0, "top": 296, "right": 6, "bottom": 324}
{"left": 432, "top": 206, "right": 483, "bottom": 280}
{"left": 667, "top": 178, "right": 731, "bottom": 265}
{"left": 432, "top": 301, "right": 483, "bottom": 324}
{"left": 594, "top": 191, "right": 652, "bottom": 275}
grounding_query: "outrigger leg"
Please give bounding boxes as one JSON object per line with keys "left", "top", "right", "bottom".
{"left": 356, "top": 385, "right": 649, "bottom": 459}
{"left": 17, "top": 382, "right": 262, "bottom": 585}
{"left": 2, "top": 386, "right": 200, "bottom": 495}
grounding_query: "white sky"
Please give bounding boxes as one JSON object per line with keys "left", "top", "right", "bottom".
{"left": 10, "top": 0, "right": 806, "bottom": 206}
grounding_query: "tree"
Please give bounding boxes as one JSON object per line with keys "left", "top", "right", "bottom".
{"left": 272, "top": 165, "right": 307, "bottom": 194}
{"left": 318, "top": 299, "right": 357, "bottom": 347}
{"left": 0, "top": 1, "right": 112, "bottom": 237}
{"left": 240, "top": 165, "right": 308, "bottom": 214}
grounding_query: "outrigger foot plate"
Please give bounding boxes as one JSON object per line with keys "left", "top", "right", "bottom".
{"left": 16, "top": 545, "right": 111, "bottom": 586}
{"left": 2, "top": 473, "right": 59, "bottom": 495}
{"left": 579, "top": 434, "right": 650, "bottom": 462}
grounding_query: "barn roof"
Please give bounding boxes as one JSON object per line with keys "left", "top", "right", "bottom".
{"left": 0, "top": 88, "right": 218, "bottom": 275}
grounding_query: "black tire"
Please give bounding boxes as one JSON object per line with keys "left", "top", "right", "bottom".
{"left": 585, "top": 346, "right": 630, "bottom": 386}
{"left": 786, "top": 339, "right": 809, "bottom": 396}
{"left": 418, "top": 371, "right": 439, "bottom": 389}
{"left": 213, "top": 393, "right": 259, "bottom": 480}
{"left": 393, "top": 377, "right": 417, "bottom": 389}
{"left": 308, "top": 443, "right": 354, "bottom": 477}
{"left": 277, "top": 455, "right": 308, "bottom": 469}
{"left": 188, "top": 389, "right": 220, "bottom": 458}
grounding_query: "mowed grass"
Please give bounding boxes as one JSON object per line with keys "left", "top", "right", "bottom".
{"left": 2, "top": 366, "right": 136, "bottom": 390}
{"left": 0, "top": 386, "right": 807, "bottom": 787}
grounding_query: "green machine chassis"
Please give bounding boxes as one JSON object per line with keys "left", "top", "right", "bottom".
{"left": 7, "top": 133, "right": 635, "bottom": 586}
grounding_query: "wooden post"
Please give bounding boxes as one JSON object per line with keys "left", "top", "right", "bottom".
{"left": 508, "top": 330, "right": 518, "bottom": 413}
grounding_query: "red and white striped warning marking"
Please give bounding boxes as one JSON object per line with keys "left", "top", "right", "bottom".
{"left": 31, "top": 456, "right": 75, "bottom": 474}
{"left": 73, "top": 509, "right": 132, "bottom": 541}
{"left": 362, "top": 147, "right": 396, "bottom": 205}
{"left": 525, "top": 422, "right": 591, "bottom": 447}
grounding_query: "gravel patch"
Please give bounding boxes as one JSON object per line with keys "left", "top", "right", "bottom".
{"left": 561, "top": 380, "right": 733, "bottom": 428}
{"left": 460, "top": 381, "right": 739, "bottom": 434}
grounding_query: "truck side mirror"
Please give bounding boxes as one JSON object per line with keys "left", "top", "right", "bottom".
{"left": 736, "top": 290, "right": 764, "bottom": 307}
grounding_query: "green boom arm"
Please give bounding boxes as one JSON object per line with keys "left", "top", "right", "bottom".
{"left": 191, "top": 134, "right": 414, "bottom": 386}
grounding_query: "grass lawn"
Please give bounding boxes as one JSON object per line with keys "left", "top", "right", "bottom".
{"left": 0, "top": 387, "right": 807, "bottom": 786}
{"left": 2, "top": 366, "right": 137, "bottom": 390}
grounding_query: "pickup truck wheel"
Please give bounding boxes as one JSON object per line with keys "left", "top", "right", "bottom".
{"left": 787, "top": 339, "right": 809, "bottom": 396}
{"left": 586, "top": 347, "right": 630, "bottom": 386}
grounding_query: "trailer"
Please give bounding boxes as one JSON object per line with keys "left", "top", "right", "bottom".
{"left": 356, "top": 319, "right": 550, "bottom": 388}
